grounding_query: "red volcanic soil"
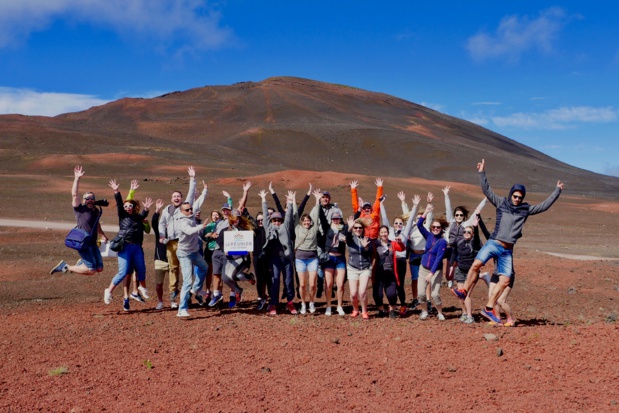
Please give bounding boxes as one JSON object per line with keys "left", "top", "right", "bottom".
{"left": 1, "top": 170, "right": 619, "bottom": 412}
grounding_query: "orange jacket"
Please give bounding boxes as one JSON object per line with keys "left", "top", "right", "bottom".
{"left": 351, "top": 185, "right": 383, "bottom": 239}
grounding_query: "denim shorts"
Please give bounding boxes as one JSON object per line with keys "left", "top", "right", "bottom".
{"left": 78, "top": 243, "right": 103, "bottom": 271}
{"left": 295, "top": 257, "right": 318, "bottom": 273}
{"left": 322, "top": 254, "right": 346, "bottom": 270}
{"left": 476, "top": 240, "right": 513, "bottom": 278}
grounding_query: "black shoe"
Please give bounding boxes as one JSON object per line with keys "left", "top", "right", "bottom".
{"left": 377, "top": 310, "right": 388, "bottom": 318}
{"left": 389, "top": 310, "right": 397, "bottom": 319}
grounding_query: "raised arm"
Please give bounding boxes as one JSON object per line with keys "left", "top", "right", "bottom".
{"left": 380, "top": 195, "right": 390, "bottom": 227}
{"left": 373, "top": 178, "right": 384, "bottom": 216}
{"left": 478, "top": 160, "right": 502, "bottom": 207}
{"left": 259, "top": 190, "right": 270, "bottom": 228}
{"left": 528, "top": 181, "right": 563, "bottom": 215}
{"left": 238, "top": 181, "right": 252, "bottom": 210}
{"left": 402, "top": 194, "right": 421, "bottom": 239}
{"left": 71, "top": 165, "right": 84, "bottom": 207}
{"left": 297, "top": 183, "right": 312, "bottom": 217}
{"left": 443, "top": 186, "right": 453, "bottom": 222}
{"left": 463, "top": 198, "right": 487, "bottom": 227}
{"left": 126, "top": 179, "right": 139, "bottom": 201}
{"left": 185, "top": 166, "right": 197, "bottom": 205}
{"left": 193, "top": 180, "right": 208, "bottom": 212}
{"left": 350, "top": 180, "right": 360, "bottom": 213}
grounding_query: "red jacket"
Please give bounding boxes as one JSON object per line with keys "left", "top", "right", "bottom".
{"left": 351, "top": 185, "right": 383, "bottom": 239}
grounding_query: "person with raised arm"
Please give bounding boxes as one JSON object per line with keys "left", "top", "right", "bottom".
{"left": 372, "top": 225, "right": 407, "bottom": 319}
{"left": 350, "top": 178, "right": 383, "bottom": 240}
{"left": 50, "top": 166, "right": 108, "bottom": 275}
{"left": 103, "top": 179, "right": 152, "bottom": 312}
{"left": 452, "top": 159, "right": 563, "bottom": 323}
{"left": 345, "top": 216, "right": 373, "bottom": 319}
{"left": 157, "top": 166, "right": 197, "bottom": 308}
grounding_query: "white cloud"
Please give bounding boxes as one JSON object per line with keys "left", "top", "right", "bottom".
{"left": 0, "top": 87, "right": 108, "bottom": 116}
{"left": 492, "top": 106, "right": 619, "bottom": 130}
{"left": 0, "top": 0, "right": 233, "bottom": 53}
{"left": 466, "top": 7, "right": 568, "bottom": 62}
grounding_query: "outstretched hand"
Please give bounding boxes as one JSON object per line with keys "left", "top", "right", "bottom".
{"left": 74, "top": 165, "right": 85, "bottom": 178}
{"left": 202, "top": 180, "right": 208, "bottom": 191}
{"left": 412, "top": 194, "right": 421, "bottom": 206}
{"left": 287, "top": 190, "right": 296, "bottom": 203}
{"left": 375, "top": 178, "right": 383, "bottom": 187}
{"left": 442, "top": 186, "right": 450, "bottom": 195}
{"left": 307, "top": 183, "right": 313, "bottom": 196}
{"left": 427, "top": 192, "right": 434, "bottom": 204}
{"left": 130, "top": 179, "right": 139, "bottom": 191}
{"left": 360, "top": 236, "right": 370, "bottom": 248}
{"left": 108, "top": 179, "right": 119, "bottom": 192}
{"left": 269, "top": 182, "right": 275, "bottom": 194}
{"left": 222, "top": 190, "right": 230, "bottom": 199}
{"left": 347, "top": 216, "right": 355, "bottom": 228}
{"left": 258, "top": 189, "right": 267, "bottom": 200}
{"left": 187, "top": 166, "right": 195, "bottom": 178}
{"left": 142, "top": 197, "right": 153, "bottom": 210}
{"left": 477, "top": 159, "right": 485, "bottom": 173}
{"left": 350, "top": 180, "right": 358, "bottom": 189}
{"left": 397, "top": 191, "right": 405, "bottom": 202}
{"left": 557, "top": 180, "right": 564, "bottom": 190}
{"left": 243, "top": 181, "right": 252, "bottom": 192}
{"left": 424, "top": 203, "right": 434, "bottom": 216}
{"left": 312, "top": 188, "right": 322, "bottom": 200}
{"left": 155, "top": 199, "right": 164, "bottom": 212}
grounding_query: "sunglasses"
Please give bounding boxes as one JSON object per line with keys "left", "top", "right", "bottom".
{"left": 464, "top": 230, "right": 473, "bottom": 234}
{"left": 84, "top": 197, "right": 95, "bottom": 201}
{"left": 455, "top": 213, "right": 464, "bottom": 217}
{"left": 394, "top": 222, "right": 403, "bottom": 226}
{"left": 123, "top": 204, "right": 134, "bottom": 209}
{"left": 512, "top": 195, "right": 523, "bottom": 200}
{"left": 431, "top": 226, "right": 442, "bottom": 230}
{"left": 353, "top": 226, "right": 363, "bottom": 230}
{"left": 257, "top": 219, "right": 263, "bottom": 222}
{"left": 272, "top": 219, "right": 283, "bottom": 223}
{"left": 182, "top": 207, "right": 193, "bottom": 212}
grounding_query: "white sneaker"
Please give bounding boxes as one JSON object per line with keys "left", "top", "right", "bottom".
{"left": 171, "top": 302, "right": 178, "bottom": 309}
{"left": 104, "top": 288, "right": 112, "bottom": 305}
{"left": 138, "top": 286, "right": 150, "bottom": 300}
{"left": 155, "top": 301, "right": 164, "bottom": 310}
{"left": 177, "top": 310, "right": 190, "bottom": 317}
{"left": 419, "top": 310, "right": 428, "bottom": 320}
{"left": 447, "top": 280, "right": 453, "bottom": 288}
{"left": 337, "top": 306, "right": 345, "bottom": 316}
{"left": 325, "top": 306, "right": 332, "bottom": 316}
{"left": 438, "top": 313, "right": 446, "bottom": 321}
{"left": 300, "top": 303, "right": 307, "bottom": 315}
{"left": 309, "top": 302, "right": 316, "bottom": 313}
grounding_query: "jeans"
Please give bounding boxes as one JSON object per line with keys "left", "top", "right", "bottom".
{"left": 476, "top": 240, "right": 514, "bottom": 278}
{"left": 78, "top": 243, "right": 104, "bottom": 271}
{"left": 178, "top": 250, "right": 209, "bottom": 311}
{"left": 111, "top": 243, "right": 145, "bottom": 286}
{"left": 269, "top": 254, "right": 294, "bottom": 306}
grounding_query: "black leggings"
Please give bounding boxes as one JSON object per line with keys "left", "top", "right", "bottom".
{"left": 254, "top": 254, "right": 271, "bottom": 299}
{"left": 373, "top": 268, "right": 398, "bottom": 307}
{"left": 395, "top": 257, "right": 407, "bottom": 306}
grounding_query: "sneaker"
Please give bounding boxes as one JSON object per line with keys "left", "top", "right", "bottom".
{"left": 123, "top": 299, "right": 130, "bottom": 312}
{"left": 463, "top": 315, "right": 475, "bottom": 324}
{"left": 300, "top": 303, "right": 307, "bottom": 315}
{"left": 138, "top": 286, "right": 150, "bottom": 300}
{"left": 268, "top": 305, "right": 277, "bottom": 316}
{"left": 228, "top": 295, "right": 237, "bottom": 309}
{"left": 287, "top": 301, "right": 297, "bottom": 315}
{"left": 451, "top": 287, "right": 467, "bottom": 300}
{"left": 130, "top": 293, "right": 145, "bottom": 303}
{"left": 50, "top": 260, "right": 68, "bottom": 274}
{"left": 177, "top": 310, "right": 190, "bottom": 317}
{"left": 155, "top": 301, "right": 164, "bottom": 310}
{"left": 309, "top": 302, "right": 316, "bottom": 314}
{"left": 419, "top": 311, "right": 429, "bottom": 320}
{"left": 437, "top": 313, "right": 446, "bottom": 321}
{"left": 459, "top": 314, "right": 468, "bottom": 322}
{"left": 399, "top": 306, "right": 407, "bottom": 316}
{"left": 503, "top": 319, "right": 516, "bottom": 327}
{"left": 377, "top": 310, "right": 388, "bottom": 318}
{"left": 325, "top": 306, "right": 332, "bottom": 316}
{"left": 194, "top": 294, "right": 204, "bottom": 306}
{"left": 208, "top": 294, "right": 223, "bottom": 307}
{"left": 247, "top": 272, "right": 256, "bottom": 286}
{"left": 447, "top": 280, "right": 453, "bottom": 288}
{"left": 203, "top": 291, "right": 211, "bottom": 304}
{"left": 350, "top": 310, "right": 359, "bottom": 318}
{"left": 236, "top": 288, "right": 243, "bottom": 304}
{"left": 389, "top": 310, "right": 397, "bottom": 319}
{"left": 362, "top": 312, "right": 370, "bottom": 320}
{"left": 171, "top": 302, "right": 178, "bottom": 309}
{"left": 481, "top": 307, "right": 502, "bottom": 324}
{"left": 169, "top": 291, "right": 178, "bottom": 305}
{"left": 104, "top": 288, "right": 112, "bottom": 305}
{"left": 336, "top": 306, "right": 345, "bottom": 316}
{"left": 257, "top": 298, "right": 267, "bottom": 311}
{"left": 410, "top": 298, "right": 419, "bottom": 309}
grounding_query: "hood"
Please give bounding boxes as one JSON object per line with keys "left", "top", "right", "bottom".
{"left": 509, "top": 184, "right": 526, "bottom": 205}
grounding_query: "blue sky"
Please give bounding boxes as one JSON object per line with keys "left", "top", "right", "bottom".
{"left": 0, "top": 1, "right": 617, "bottom": 176}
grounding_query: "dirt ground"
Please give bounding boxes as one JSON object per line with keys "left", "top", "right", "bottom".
{"left": 1, "top": 177, "right": 619, "bottom": 412}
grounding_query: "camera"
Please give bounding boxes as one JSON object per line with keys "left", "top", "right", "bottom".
{"left": 94, "top": 199, "right": 109, "bottom": 207}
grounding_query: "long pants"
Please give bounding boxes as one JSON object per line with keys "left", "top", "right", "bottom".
{"left": 394, "top": 257, "right": 408, "bottom": 306}
{"left": 177, "top": 250, "right": 208, "bottom": 311}
{"left": 269, "top": 254, "right": 294, "bottom": 306}
{"left": 112, "top": 243, "right": 146, "bottom": 286}
{"left": 373, "top": 268, "right": 398, "bottom": 307}
{"left": 417, "top": 266, "right": 443, "bottom": 306}
{"left": 222, "top": 255, "right": 250, "bottom": 294}
{"left": 165, "top": 240, "right": 180, "bottom": 294}
{"left": 254, "top": 254, "right": 271, "bottom": 299}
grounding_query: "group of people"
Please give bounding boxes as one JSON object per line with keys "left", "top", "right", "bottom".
{"left": 51, "top": 161, "right": 564, "bottom": 325}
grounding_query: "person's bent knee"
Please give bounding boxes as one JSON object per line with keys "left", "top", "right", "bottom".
{"left": 431, "top": 294, "right": 441, "bottom": 306}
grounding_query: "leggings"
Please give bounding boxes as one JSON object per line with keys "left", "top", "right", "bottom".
{"left": 223, "top": 255, "right": 250, "bottom": 294}
{"left": 373, "top": 267, "right": 398, "bottom": 307}
{"left": 254, "top": 254, "right": 271, "bottom": 299}
{"left": 394, "top": 257, "right": 407, "bottom": 306}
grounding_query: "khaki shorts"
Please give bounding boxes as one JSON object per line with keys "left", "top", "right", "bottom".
{"left": 347, "top": 266, "right": 371, "bottom": 281}
{"left": 154, "top": 259, "right": 169, "bottom": 284}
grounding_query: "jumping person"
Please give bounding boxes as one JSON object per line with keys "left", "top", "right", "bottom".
{"left": 50, "top": 165, "right": 108, "bottom": 275}
{"left": 452, "top": 159, "right": 563, "bottom": 323}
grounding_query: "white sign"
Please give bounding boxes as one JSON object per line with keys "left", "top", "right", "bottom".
{"left": 223, "top": 230, "right": 254, "bottom": 255}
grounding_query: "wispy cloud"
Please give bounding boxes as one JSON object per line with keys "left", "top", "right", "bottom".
{"left": 492, "top": 106, "right": 618, "bottom": 130}
{"left": 0, "top": 0, "right": 233, "bottom": 54}
{"left": 466, "top": 7, "right": 569, "bottom": 62}
{"left": 0, "top": 87, "right": 108, "bottom": 116}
